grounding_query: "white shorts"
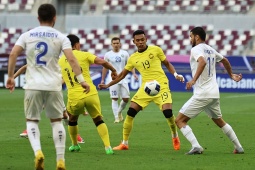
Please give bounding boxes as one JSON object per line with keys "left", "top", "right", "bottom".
{"left": 109, "top": 83, "right": 130, "bottom": 98}
{"left": 179, "top": 97, "right": 222, "bottom": 119}
{"left": 24, "top": 90, "right": 64, "bottom": 120}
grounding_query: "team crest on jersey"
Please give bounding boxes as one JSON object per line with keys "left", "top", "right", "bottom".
{"left": 149, "top": 53, "right": 154, "bottom": 59}
{"left": 121, "top": 54, "right": 124, "bottom": 58}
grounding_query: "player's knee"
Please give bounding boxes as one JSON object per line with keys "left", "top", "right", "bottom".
{"left": 163, "top": 109, "right": 173, "bottom": 118}
{"left": 93, "top": 116, "right": 104, "bottom": 126}
{"left": 68, "top": 121, "right": 78, "bottom": 126}
{"left": 95, "top": 120, "right": 104, "bottom": 127}
{"left": 123, "top": 98, "right": 129, "bottom": 103}
{"left": 127, "top": 107, "right": 138, "bottom": 118}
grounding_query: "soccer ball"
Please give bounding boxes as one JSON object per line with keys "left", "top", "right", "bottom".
{"left": 144, "top": 80, "right": 160, "bottom": 96}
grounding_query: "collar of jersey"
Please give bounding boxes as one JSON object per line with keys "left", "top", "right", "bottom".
{"left": 138, "top": 45, "right": 148, "bottom": 53}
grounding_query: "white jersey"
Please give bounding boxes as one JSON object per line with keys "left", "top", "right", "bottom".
{"left": 15, "top": 26, "right": 71, "bottom": 91}
{"left": 190, "top": 43, "right": 224, "bottom": 98}
{"left": 104, "top": 49, "right": 129, "bottom": 84}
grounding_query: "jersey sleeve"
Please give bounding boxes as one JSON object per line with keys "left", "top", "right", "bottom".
{"left": 126, "top": 51, "right": 130, "bottom": 58}
{"left": 124, "top": 56, "right": 134, "bottom": 71}
{"left": 61, "top": 36, "right": 72, "bottom": 50}
{"left": 104, "top": 52, "right": 109, "bottom": 61}
{"left": 214, "top": 50, "right": 224, "bottom": 62}
{"left": 87, "top": 53, "right": 97, "bottom": 64}
{"left": 191, "top": 47, "right": 204, "bottom": 61}
{"left": 157, "top": 46, "right": 166, "bottom": 61}
{"left": 15, "top": 33, "right": 26, "bottom": 49}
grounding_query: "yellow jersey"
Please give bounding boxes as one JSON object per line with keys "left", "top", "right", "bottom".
{"left": 125, "top": 45, "right": 169, "bottom": 90}
{"left": 58, "top": 50, "right": 98, "bottom": 100}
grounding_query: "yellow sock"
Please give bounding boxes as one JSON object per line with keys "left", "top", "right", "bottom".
{"left": 97, "top": 123, "right": 111, "bottom": 147}
{"left": 166, "top": 116, "right": 178, "bottom": 138}
{"left": 123, "top": 115, "right": 134, "bottom": 141}
{"left": 68, "top": 125, "right": 78, "bottom": 145}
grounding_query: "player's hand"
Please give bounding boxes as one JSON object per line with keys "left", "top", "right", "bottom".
{"left": 133, "top": 74, "right": 139, "bottom": 81}
{"left": 80, "top": 82, "right": 90, "bottom": 93}
{"left": 6, "top": 77, "right": 15, "bottom": 93}
{"left": 111, "top": 71, "right": 117, "bottom": 80}
{"left": 231, "top": 73, "right": 242, "bottom": 82}
{"left": 175, "top": 74, "right": 185, "bottom": 83}
{"left": 100, "top": 80, "right": 105, "bottom": 84}
{"left": 186, "top": 80, "right": 195, "bottom": 90}
{"left": 98, "top": 84, "right": 108, "bottom": 90}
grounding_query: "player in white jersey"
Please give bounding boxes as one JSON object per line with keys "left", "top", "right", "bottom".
{"left": 175, "top": 27, "right": 244, "bottom": 155}
{"left": 101, "top": 37, "right": 138, "bottom": 123}
{"left": 6, "top": 4, "right": 89, "bottom": 170}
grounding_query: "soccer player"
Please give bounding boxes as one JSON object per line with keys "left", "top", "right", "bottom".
{"left": 98, "top": 30, "right": 185, "bottom": 151}
{"left": 14, "top": 64, "right": 85, "bottom": 143}
{"left": 58, "top": 34, "right": 117, "bottom": 155}
{"left": 6, "top": 4, "right": 89, "bottom": 170}
{"left": 101, "top": 37, "right": 138, "bottom": 123}
{"left": 175, "top": 27, "right": 244, "bottom": 155}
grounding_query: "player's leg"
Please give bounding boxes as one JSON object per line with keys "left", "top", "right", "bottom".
{"left": 86, "top": 94, "right": 114, "bottom": 155}
{"left": 65, "top": 98, "right": 85, "bottom": 152}
{"left": 175, "top": 97, "right": 205, "bottom": 154}
{"left": 24, "top": 90, "right": 45, "bottom": 170}
{"left": 113, "top": 102, "right": 142, "bottom": 150}
{"left": 67, "top": 113, "right": 80, "bottom": 150}
{"left": 154, "top": 89, "right": 180, "bottom": 150}
{"left": 109, "top": 84, "right": 120, "bottom": 123}
{"left": 113, "top": 88, "right": 149, "bottom": 150}
{"left": 118, "top": 83, "right": 130, "bottom": 121}
{"left": 45, "top": 91, "right": 66, "bottom": 168}
{"left": 61, "top": 103, "right": 84, "bottom": 144}
{"left": 208, "top": 99, "right": 244, "bottom": 154}
{"left": 162, "top": 105, "right": 181, "bottom": 150}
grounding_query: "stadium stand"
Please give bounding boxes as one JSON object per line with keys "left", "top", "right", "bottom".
{"left": 0, "top": 0, "right": 35, "bottom": 12}
{"left": 102, "top": 0, "right": 254, "bottom": 14}
{"left": 0, "top": 0, "right": 255, "bottom": 73}
{"left": 1, "top": 25, "right": 254, "bottom": 58}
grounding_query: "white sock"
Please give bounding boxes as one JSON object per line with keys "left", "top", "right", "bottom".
{"left": 118, "top": 100, "right": 128, "bottom": 113}
{"left": 122, "top": 140, "right": 128, "bottom": 145}
{"left": 112, "top": 100, "right": 119, "bottom": 119}
{"left": 27, "top": 121, "right": 41, "bottom": 156}
{"left": 180, "top": 125, "right": 201, "bottom": 148}
{"left": 221, "top": 123, "right": 242, "bottom": 149}
{"left": 51, "top": 121, "right": 66, "bottom": 161}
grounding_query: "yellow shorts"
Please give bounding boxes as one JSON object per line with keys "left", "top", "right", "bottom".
{"left": 131, "top": 87, "right": 172, "bottom": 110}
{"left": 67, "top": 94, "right": 102, "bottom": 119}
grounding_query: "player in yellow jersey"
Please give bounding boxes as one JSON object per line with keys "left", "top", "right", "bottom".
{"left": 98, "top": 30, "right": 184, "bottom": 151}
{"left": 14, "top": 64, "right": 86, "bottom": 143}
{"left": 58, "top": 34, "right": 117, "bottom": 155}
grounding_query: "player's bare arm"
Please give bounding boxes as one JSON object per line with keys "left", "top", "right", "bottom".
{"left": 101, "top": 67, "right": 108, "bottom": 84}
{"left": 94, "top": 57, "right": 117, "bottom": 79}
{"left": 14, "top": 64, "right": 27, "bottom": 79}
{"left": 63, "top": 48, "right": 90, "bottom": 93}
{"left": 162, "top": 59, "right": 185, "bottom": 83}
{"left": 6, "top": 45, "right": 23, "bottom": 92}
{"left": 131, "top": 68, "right": 139, "bottom": 81}
{"left": 186, "top": 56, "right": 206, "bottom": 90}
{"left": 220, "top": 57, "right": 242, "bottom": 82}
{"left": 98, "top": 69, "right": 129, "bottom": 90}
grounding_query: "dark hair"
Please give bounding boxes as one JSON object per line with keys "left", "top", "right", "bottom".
{"left": 132, "top": 30, "right": 145, "bottom": 38}
{"left": 67, "top": 34, "right": 80, "bottom": 47}
{"left": 190, "top": 27, "right": 206, "bottom": 41}
{"left": 38, "top": 4, "right": 56, "bottom": 23}
{"left": 111, "top": 37, "right": 120, "bottom": 42}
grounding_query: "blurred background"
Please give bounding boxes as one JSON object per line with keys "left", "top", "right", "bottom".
{"left": 0, "top": 0, "right": 255, "bottom": 92}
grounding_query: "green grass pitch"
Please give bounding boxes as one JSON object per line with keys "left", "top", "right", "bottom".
{"left": 0, "top": 89, "right": 254, "bottom": 170}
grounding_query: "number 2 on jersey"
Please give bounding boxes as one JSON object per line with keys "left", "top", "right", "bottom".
{"left": 35, "top": 42, "right": 48, "bottom": 66}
